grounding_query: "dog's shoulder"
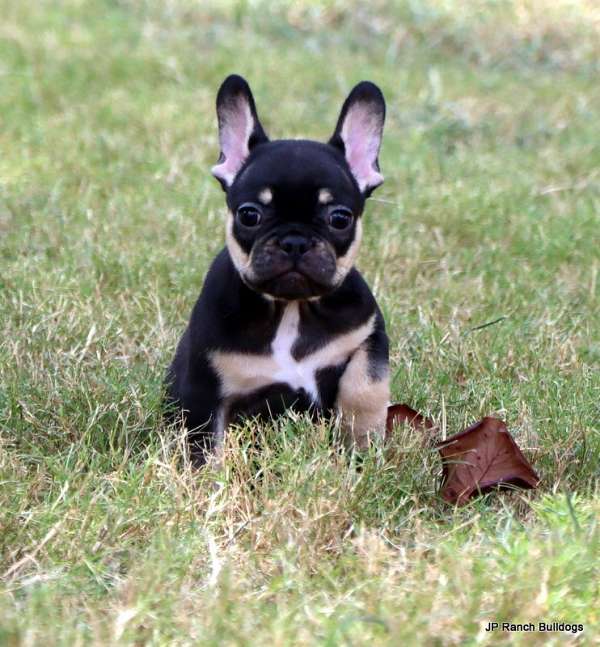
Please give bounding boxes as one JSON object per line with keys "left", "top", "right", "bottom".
{"left": 316, "top": 267, "right": 380, "bottom": 324}
{"left": 187, "top": 248, "right": 280, "bottom": 353}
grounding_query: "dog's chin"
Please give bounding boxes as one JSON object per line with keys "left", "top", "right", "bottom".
{"left": 245, "top": 270, "right": 335, "bottom": 301}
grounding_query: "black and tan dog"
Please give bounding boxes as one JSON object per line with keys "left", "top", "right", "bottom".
{"left": 167, "top": 74, "right": 389, "bottom": 464}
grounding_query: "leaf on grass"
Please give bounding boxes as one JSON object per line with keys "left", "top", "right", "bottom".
{"left": 386, "top": 403, "right": 435, "bottom": 435}
{"left": 437, "top": 417, "right": 540, "bottom": 505}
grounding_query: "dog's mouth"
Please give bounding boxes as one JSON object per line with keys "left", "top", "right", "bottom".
{"left": 246, "top": 267, "right": 333, "bottom": 300}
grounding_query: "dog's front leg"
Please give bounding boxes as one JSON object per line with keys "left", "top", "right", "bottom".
{"left": 167, "top": 352, "right": 227, "bottom": 467}
{"left": 335, "top": 322, "right": 389, "bottom": 449}
{"left": 186, "top": 404, "right": 227, "bottom": 467}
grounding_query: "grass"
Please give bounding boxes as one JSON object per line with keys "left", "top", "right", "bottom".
{"left": 0, "top": 0, "right": 599, "bottom": 644}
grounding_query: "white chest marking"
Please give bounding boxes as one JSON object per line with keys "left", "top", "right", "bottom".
{"left": 269, "top": 302, "right": 318, "bottom": 398}
{"left": 210, "top": 303, "right": 375, "bottom": 404}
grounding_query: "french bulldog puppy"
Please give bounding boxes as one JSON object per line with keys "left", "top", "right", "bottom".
{"left": 167, "top": 74, "right": 389, "bottom": 465}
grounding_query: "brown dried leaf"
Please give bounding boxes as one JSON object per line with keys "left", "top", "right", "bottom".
{"left": 386, "top": 403, "right": 435, "bottom": 435}
{"left": 437, "top": 417, "right": 540, "bottom": 505}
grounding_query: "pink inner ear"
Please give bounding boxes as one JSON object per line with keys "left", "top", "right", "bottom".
{"left": 212, "top": 97, "right": 254, "bottom": 186}
{"left": 341, "top": 102, "right": 383, "bottom": 192}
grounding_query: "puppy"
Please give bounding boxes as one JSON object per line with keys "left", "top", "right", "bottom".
{"left": 167, "top": 75, "right": 389, "bottom": 465}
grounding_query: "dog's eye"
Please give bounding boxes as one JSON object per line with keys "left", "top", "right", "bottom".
{"left": 236, "top": 204, "right": 262, "bottom": 228}
{"left": 328, "top": 207, "right": 353, "bottom": 231}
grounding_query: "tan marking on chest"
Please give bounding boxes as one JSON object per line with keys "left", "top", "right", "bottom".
{"left": 210, "top": 303, "right": 376, "bottom": 403}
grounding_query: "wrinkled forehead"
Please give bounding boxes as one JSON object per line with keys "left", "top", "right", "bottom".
{"left": 226, "top": 140, "right": 364, "bottom": 212}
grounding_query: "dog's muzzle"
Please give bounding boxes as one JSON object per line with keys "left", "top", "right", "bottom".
{"left": 247, "top": 233, "right": 338, "bottom": 299}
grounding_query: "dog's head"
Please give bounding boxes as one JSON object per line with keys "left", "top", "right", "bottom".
{"left": 212, "top": 75, "right": 386, "bottom": 300}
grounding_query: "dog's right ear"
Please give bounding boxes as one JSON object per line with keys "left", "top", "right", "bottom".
{"left": 211, "top": 75, "right": 269, "bottom": 190}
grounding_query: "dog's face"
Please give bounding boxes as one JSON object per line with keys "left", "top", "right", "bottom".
{"left": 212, "top": 75, "right": 386, "bottom": 300}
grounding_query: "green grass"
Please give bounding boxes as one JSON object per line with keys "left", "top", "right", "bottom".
{"left": 1, "top": 0, "right": 599, "bottom": 644}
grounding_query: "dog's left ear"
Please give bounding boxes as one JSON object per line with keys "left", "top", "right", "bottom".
{"left": 329, "top": 81, "right": 386, "bottom": 195}
{"left": 212, "top": 75, "right": 269, "bottom": 189}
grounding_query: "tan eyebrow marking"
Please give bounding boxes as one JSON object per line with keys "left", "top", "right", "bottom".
{"left": 318, "top": 188, "right": 333, "bottom": 204}
{"left": 258, "top": 187, "right": 273, "bottom": 205}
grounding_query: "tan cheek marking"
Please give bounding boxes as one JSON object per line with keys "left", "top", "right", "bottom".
{"left": 225, "top": 211, "right": 255, "bottom": 280}
{"left": 318, "top": 188, "right": 333, "bottom": 204}
{"left": 258, "top": 187, "right": 273, "bottom": 205}
{"left": 336, "top": 347, "right": 389, "bottom": 449}
{"left": 334, "top": 218, "right": 362, "bottom": 285}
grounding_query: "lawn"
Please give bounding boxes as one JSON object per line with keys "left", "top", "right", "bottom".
{"left": 0, "top": 1, "right": 598, "bottom": 644}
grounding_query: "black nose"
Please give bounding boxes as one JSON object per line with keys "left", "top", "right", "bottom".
{"left": 278, "top": 234, "right": 312, "bottom": 258}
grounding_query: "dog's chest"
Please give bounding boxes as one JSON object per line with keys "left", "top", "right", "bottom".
{"left": 268, "top": 302, "right": 318, "bottom": 398}
{"left": 210, "top": 303, "right": 374, "bottom": 404}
